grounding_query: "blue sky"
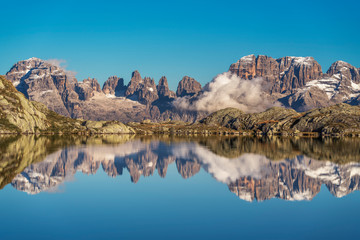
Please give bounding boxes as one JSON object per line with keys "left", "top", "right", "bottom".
{"left": 1, "top": 0, "right": 359, "bottom": 90}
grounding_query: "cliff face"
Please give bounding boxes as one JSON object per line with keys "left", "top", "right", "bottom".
{"left": 75, "top": 78, "right": 102, "bottom": 101}
{"left": 228, "top": 55, "right": 323, "bottom": 93}
{"left": 228, "top": 55, "right": 360, "bottom": 111}
{"left": 176, "top": 76, "right": 202, "bottom": 97}
{"left": 5, "top": 57, "right": 78, "bottom": 116}
{"left": 102, "top": 76, "right": 125, "bottom": 96}
{"left": 157, "top": 76, "right": 175, "bottom": 99}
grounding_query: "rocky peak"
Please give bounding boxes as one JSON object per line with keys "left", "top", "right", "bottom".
{"left": 125, "top": 70, "right": 143, "bottom": 97}
{"left": 229, "top": 54, "right": 257, "bottom": 80}
{"left": 277, "top": 56, "right": 323, "bottom": 92}
{"left": 5, "top": 57, "right": 79, "bottom": 117}
{"left": 138, "top": 77, "right": 159, "bottom": 105}
{"left": 6, "top": 58, "right": 56, "bottom": 86}
{"left": 124, "top": 71, "right": 159, "bottom": 105}
{"left": 176, "top": 76, "right": 202, "bottom": 97}
{"left": 75, "top": 78, "right": 102, "bottom": 101}
{"left": 326, "top": 61, "right": 360, "bottom": 83}
{"left": 229, "top": 54, "right": 281, "bottom": 92}
{"left": 102, "top": 76, "right": 125, "bottom": 96}
{"left": 84, "top": 78, "right": 101, "bottom": 92}
{"left": 229, "top": 55, "right": 323, "bottom": 93}
{"left": 157, "top": 76, "right": 175, "bottom": 99}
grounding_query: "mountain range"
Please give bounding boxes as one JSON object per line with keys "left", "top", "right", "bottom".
{"left": 5, "top": 55, "right": 360, "bottom": 123}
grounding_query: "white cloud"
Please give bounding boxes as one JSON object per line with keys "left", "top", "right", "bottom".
{"left": 173, "top": 72, "right": 282, "bottom": 113}
{"left": 45, "top": 59, "right": 77, "bottom": 77}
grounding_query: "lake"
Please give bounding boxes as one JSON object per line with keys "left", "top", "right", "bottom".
{"left": 1, "top": 135, "right": 360, "bottom": 240}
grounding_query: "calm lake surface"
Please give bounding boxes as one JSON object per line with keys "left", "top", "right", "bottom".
{"left": 1, "top": 135, "right": 360, "bottom": 240}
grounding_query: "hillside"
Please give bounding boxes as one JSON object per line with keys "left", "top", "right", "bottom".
{"left": 200, "top": 104, "right": 360, "bottom": 137}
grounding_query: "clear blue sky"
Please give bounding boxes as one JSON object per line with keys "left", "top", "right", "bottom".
{"left": 1, "top": 0, "right": 359, "bottom": 90}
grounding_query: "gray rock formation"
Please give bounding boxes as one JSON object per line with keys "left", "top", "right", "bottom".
{"left": 277, "top": 56, "right": 323, "bottom": 92}
{"left": 138, "top": 77, "right": 159, "bottom": 105}
{"left": 102, "top": 76, "right": 125, "bottom": 96}
{"left": 176, "top": 76, "right": 202, "bottom": 97}
{"left": 229, "top": 55, "right": 323, "bottom": 93}
{"left": 125, "top": 71, "right": 160, "bottom": 105}
{"left": 125, "top": 70, "right": 143, "bottom": 97}
{"left": 157, "top": 76, "right": 175, "bottom": 99}
{"left": 227, "top": 55, "right": 359, "bottom": 111}
{"left": 5, "top": 57, "right": 78, "bottom": 116}
{"left": 75, "top": 78, "right": 102, "bottom": 101}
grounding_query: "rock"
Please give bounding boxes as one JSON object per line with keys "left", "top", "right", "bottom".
{"left": 149, "top": 105, "right": 161, "bottom": 119}
{"left": 229, "top": 55, "right": 323, "bottom": 93}
{"left": 200, "top": 103, "right": 360, "bottom": 136}
{"left": 75, "top": 78, "right": 102, "bottom": 101}
{"left": 229, "top": 55, "right": 280, "bottom": 91}
{"left": 125, "top": 70, "right": 143, "bottom": 97}
{"left": 137, "top": 77, "right": 159, "bottom": 105}
{"left": 157, "top": 76, "right": 175, "bottom": 99}
{"left": 0, "top": 75, "right": 49, "bottom": 133}
{"left": 0, "top": 75, "right": 135, "bottom": 134}
{"left": 277, "top": 57, "right": 323, "bottom": 92}
{"left": 124, "top": 71, "right": 159, "bottom": 105}
{"left": 5, "top": 57, "right": 78, "bottom": 117}
{"left": 284, "top": 86, "right": 331, "bottom": 111}
{"left": 102, "top": 76, "right": 125, "bottom": 96}
{"left": 327, "top": 61, "right": 360, "bottom": 84}
{"left": 176, "top": 76, "right": 202, "bottom": 97}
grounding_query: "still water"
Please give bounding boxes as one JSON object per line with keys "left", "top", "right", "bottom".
{"left": 0, "top": 135, "right": 360, "bottom": 240}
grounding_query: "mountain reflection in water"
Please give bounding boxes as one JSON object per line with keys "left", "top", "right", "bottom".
{"left": 1, "top": 135, "right": 360, "bottom": 202}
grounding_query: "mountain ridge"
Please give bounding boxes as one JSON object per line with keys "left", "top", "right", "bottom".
{"left": 3, "top": 55, "right": 360, "bottom": 123}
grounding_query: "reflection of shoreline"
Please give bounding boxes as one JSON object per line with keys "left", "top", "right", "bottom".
{"left": 2, "top": 136, "right": 359, "bottom": 202}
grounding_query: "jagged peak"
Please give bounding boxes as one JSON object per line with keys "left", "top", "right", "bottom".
{"left": 131, "top": 70, "right": 141, "bottom": 77}
{"left": 288, "top": 56, "right": 315, "bottom": 66}
{"left": 237, "top": 54, "right": 256, "bottom": 64}
{"left": 158, "top": 76, "right": 168, "bottom": 86}
{"left": 326, "top": 60, "right": 358, "bottom": 76}
{"left": 329, "top": 60, "right": 354, "bottom": 68}
{"left": 26, "top": 57, "right": 42, "bottom": 61}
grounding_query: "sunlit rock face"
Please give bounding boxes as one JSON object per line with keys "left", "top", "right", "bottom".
{"left": 4, "top": 136, "right": 360, "bottom": 200}
{"left": 5, "top": 57, "right": 78, "bottom": 117}
{"left": 228, "top": 55, "right": 323, "bottom": 93}
{"left": 102, "top": 76, "right": 125, "bottom": 96}
{"left": 227, "top": 55, "right": 360, "bottom": 112}
{"left": 176, "top": 76, "right": 202, "bottom": 97}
